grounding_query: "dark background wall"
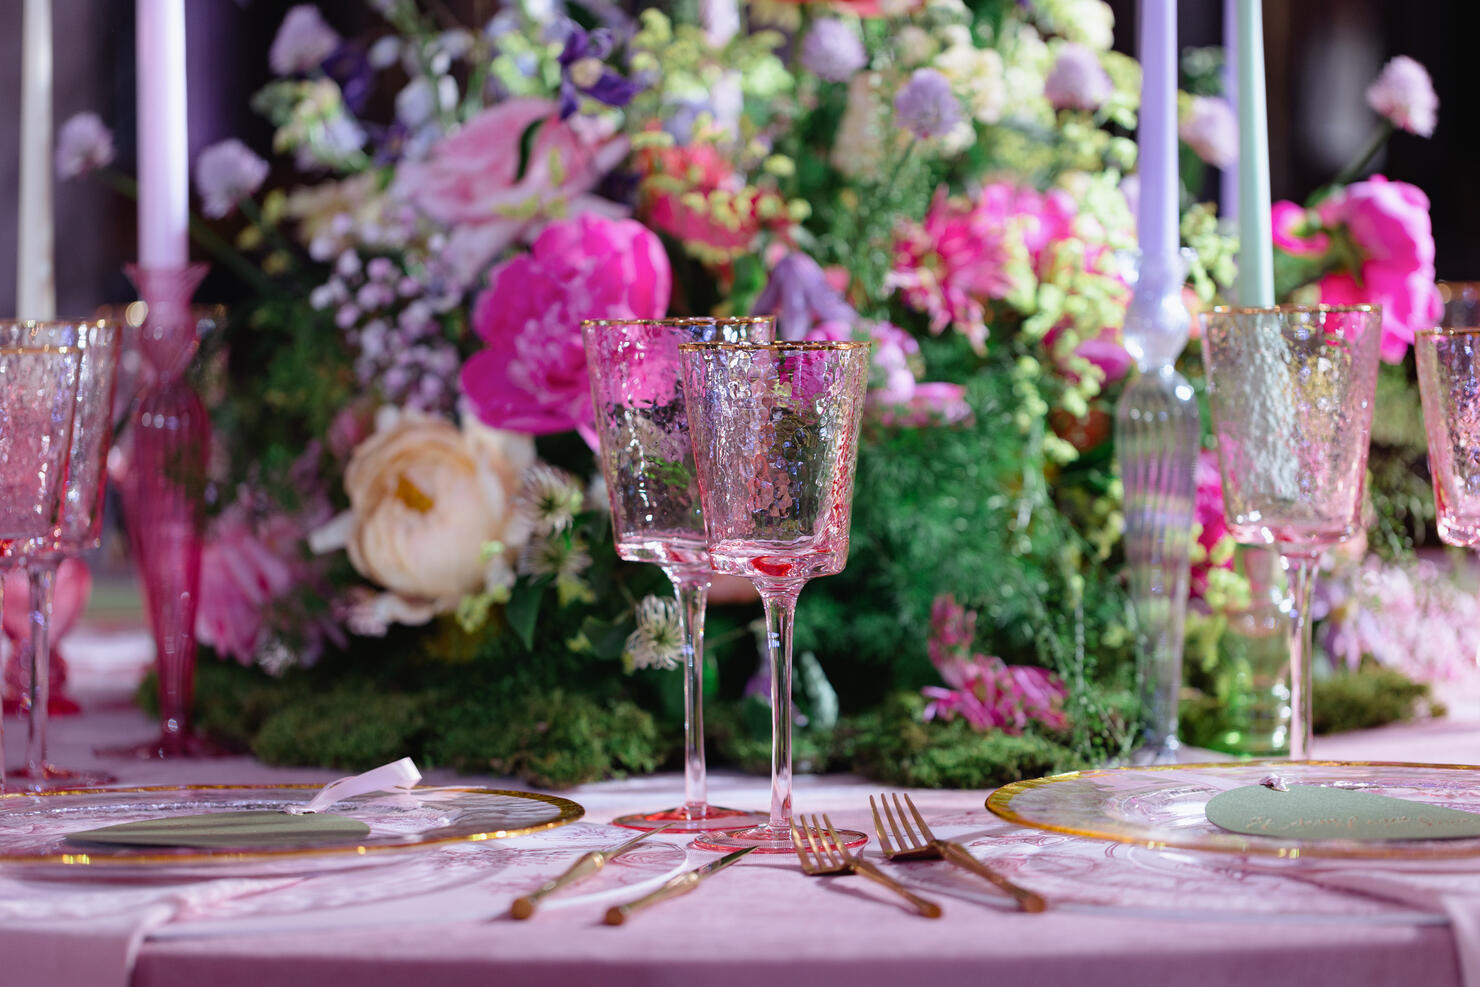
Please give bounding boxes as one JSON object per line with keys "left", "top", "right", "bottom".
{"left": 0, "top": 0, "right": 1469, "bottom": 318}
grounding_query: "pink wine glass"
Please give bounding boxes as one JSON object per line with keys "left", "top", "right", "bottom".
{"left": 1415, "top": 328, "right": 1480, "bottom": 547}
{"left": 1200, "top": 305, "right": 1381, "bottom": 759}
{"left": 583, "top": 316, "right": 773, "bottom": 832}
{"left": 5, "top": 320, "right": 120, "bottom": 790}
{"left": 679, "top": 341, "right": 871, "bottom": 853}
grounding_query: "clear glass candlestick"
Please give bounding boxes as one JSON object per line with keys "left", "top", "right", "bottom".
{"left": 679, "top": 341, "right": 871, "bottom": 853}
{"left": 583, "top": 317, "right": 773, "bottom": 832}
{"left": 1200, "top": 305, "right": 1381, "bottom": 760}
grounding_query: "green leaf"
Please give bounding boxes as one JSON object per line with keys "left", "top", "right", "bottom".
{"left": 506, "top": 577, "right": 549, "bottom": 650}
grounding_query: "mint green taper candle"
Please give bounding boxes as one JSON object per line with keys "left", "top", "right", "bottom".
{"left": 1235, "top": 0, "right": 1273, "bottom": 306}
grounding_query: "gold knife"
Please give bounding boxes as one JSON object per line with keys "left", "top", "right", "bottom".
{"left": 603, "top": 846, "right": 756, "bottom": 925}
{"left": 510, "top": 823, "right": 675, "bottom": 919}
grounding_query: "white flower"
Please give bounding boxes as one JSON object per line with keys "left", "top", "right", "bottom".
{"left": 934, "top": 42, "right": 1006, "bottom": 125}
{"left": 517, "top": 533, "right": 592, "bottom": 585}
{"left": 194, "top": 139, "right": 269, "bottom": 219}
{"left": 269, "top": 4, "right": 341, "bottom": 76}
{"left": 624, "top": 595, "right": 684, "bottom": 671}
{"left": 832, "top": 73, "right": 891, "bottom": 181}
{"left": 396, "top": 78, "right": 439, "bottom": 129}
{"left": 1366, "top": 55, "right": 1437, "bottom": 138}
{"left": 1035, "top": 0, "right": 1114, "bottom": 52}
{"left": 368, "top": 36, "right": 401, "bottom": 69}
{"left": 517, "top": 464, "right": 585, "bottom": 535}
{"left": 55, "top": 112, "right": 114, "bottom": 180}
{"left": 1180, "top": 96, "right": 1238, "bottom": 168}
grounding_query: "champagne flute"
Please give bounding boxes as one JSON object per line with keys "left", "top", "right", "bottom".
{"left": 1200, "top": 305, "right": 1381, "bottom": 759}
{"left": 582, "top": 316, "right": 773, "bottom": 832}
{"left": 6, "top": 319, "right": 120, "bottom": 789}
{"left": 678, "top": 341, "right": 871, "bottom": 853}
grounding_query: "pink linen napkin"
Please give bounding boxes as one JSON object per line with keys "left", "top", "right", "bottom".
{"left": 0, "top": 875, "right": 301, "bottom": 987}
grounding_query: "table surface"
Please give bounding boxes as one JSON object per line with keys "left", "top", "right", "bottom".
{"left": 16, "top": 692, "right": 1480, "bottom": 987}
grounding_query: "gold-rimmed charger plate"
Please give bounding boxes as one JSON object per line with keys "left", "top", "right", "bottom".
{"left": 987, "top": 760, "right": 1480, "bottom": 860}
{"left": 0, "top": 784, "right": 583, "bottom": 878}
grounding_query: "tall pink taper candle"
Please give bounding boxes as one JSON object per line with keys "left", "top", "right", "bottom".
{"left": 135, "top": 0, "right": 190, "bottom": 270}
{"left": 1136, "top": 0, "right": 1178, "bottom": 271}
{"left": 18, "top": 0, "right": 55, "bottom": 319}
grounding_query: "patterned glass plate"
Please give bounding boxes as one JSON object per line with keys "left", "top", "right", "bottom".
{"left": 988, "top": 761, "right": 1480, "bottom": 859}
{"left": 0, "top": 784, "right": 583, "bottom": 878}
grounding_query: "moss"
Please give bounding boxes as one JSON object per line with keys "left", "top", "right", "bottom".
{"left": 1312, "top": 666, "right": 1441, "bottom": 735}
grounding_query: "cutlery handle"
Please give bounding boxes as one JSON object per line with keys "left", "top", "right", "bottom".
{"left": 938, "top": 841, "right": 1046, "bottom": 913}
{"left": 603, "top": 870, "right": 701, "bottom": 925}
{"left": 851, "top": 857, "right": 943, "bottom": 918}
{"left": 511, "top": 851, "right": 605, "bottom": 919}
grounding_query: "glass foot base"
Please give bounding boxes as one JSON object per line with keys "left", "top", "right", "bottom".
{"left": 94, "top": 731, "right": 230, "bottom": 760}
{"left": 611, "top": 804, "right": 767, "bottom": 833}
{"left": 692, "top": 823, "right": 868, "bottom": 854}
{"left": 1125, "top": 738, "right": 1182, "bottom": 766}
{"left": 5, "top": 764, "right": 115, "bottom": 792}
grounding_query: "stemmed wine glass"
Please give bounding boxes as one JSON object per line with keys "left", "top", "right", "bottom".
{"left": 6, "top": 319, "right": 120, "bottom": 789}
{"left": 1415, "top": 328, "right": 1480, "bottom": 549}
{"left": 678, "top": 340, "right": 871, "bottom": 853}
{"left": 0, "top": 321, "right": 88, "bottom": 791}
{"left": 1200, "top": 305, "right": 1382, "bottom": 760}
{"left": 582, "top": 316, "right": 774, "bottom": 832}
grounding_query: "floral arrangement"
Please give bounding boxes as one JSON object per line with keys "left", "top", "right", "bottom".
{"left": 62, "top": 0, "right": 1450, "bottom": 784}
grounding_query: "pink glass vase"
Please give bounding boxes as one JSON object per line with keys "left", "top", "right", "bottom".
{"left": 114, "top": 264, "right": 220, "bottom": 758}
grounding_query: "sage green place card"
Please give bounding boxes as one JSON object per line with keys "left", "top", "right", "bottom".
{"left": 66, "top": 811, "right": 371, "bottom": 850}
{"left": 1206, "top": 784, "right": 1480, "bottom": 841}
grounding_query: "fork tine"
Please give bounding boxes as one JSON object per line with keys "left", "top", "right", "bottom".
{"left": 889, "top": 793, "right": 922, "bottom": 848}
{"left": 821, "top": 815, "right": 851, "bottom": 863}
{"left": 789, "top": 820, "right": 812, "bottom": 871}
{"left": 878, "top": 792, "right": 906, "bottom": 848}
{"left": 902, "top": 792, "right": 937, "bottom": 843}
{"left": 869, "top": 795, "right": 896, "bottom": 856}
{"left": 803, "top": 814, "right": 835, "bottom": 870}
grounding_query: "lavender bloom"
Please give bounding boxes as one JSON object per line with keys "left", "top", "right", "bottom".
{"left": 194, "top": 139, "right": 269, "bottom": 219}
{"left": 557, "top": 24, "right": 640, "bottom": 119}
{"left": 1043, "top": 43, "right": 1111, "bottom": 112}
{"left": 269, "top": 5, "right": 341, "bottom": 76}
{"left": 322, "top": 43, "right": 373, "bottom": 114}
{"left": 55, "top": 112, "right": 114, "bottom": 179}
{"left": 893, "top": 69, "right": 962, "bottom": 140}
{"left": 801, "top": 19, "right": 867, "bottom": 83}
{"left": 1366, "top": 55, "right": 1438, "bottom": 137}
{"left": 752, "top": 252, "right": 858, "bottom": 341}
{"left": 1180, "top": 96, "right": 1237, "bottom": 168}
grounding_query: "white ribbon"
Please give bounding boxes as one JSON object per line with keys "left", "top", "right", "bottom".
{"left": 285, "top": 758, "right": 423, "bottom": 815}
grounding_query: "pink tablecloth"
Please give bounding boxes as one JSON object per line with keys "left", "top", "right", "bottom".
{"left": 15, "top": 697, "right": 1480, "bottom": 987}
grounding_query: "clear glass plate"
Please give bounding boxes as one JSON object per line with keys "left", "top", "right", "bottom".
{"left": 0, "top": 784, "right": 583, "bottom": 878}
{"left": 987, "top": 760, "right": 1480, "bottom": 860}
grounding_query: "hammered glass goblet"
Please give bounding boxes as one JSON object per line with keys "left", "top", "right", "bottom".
{"left": 5, "top": 320, "right": 120, "bottom": 790}
{"left": 1200, "top": 305, "right": 1382, "bottom": 760}
{"left": 0, "top": 322, "right": 86, "bottom": 792}
{"left": 1415, "top": 328, "right": 1480, "bottom": 548}
{"left": 583, "top": 316, "right": 773, "bottom": 832}
{"left": 679, "top": 341, "right": 870, "bottom": 853}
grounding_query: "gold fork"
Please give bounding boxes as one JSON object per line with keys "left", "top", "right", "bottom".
{"left": 790, "top": 813, "right": 943, "bottom": 918}
{"left": 871, "top": 792, "right": 1046, "bottom": 913}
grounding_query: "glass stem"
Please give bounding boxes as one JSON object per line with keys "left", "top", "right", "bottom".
{"left": 24, "top": 559, "right": 57, "bottom": 780}
{"left": 758, "top": 582, "right": 801, "bottom": 836}
{"left": 1282, "top": 551, "right": 1318, "bottom": 760}
{"left": 666, "top": 570, "right": 711, "bottom": 816}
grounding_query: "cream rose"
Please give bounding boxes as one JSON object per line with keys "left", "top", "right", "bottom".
{"left": 313, "top": 407, "right": 535, "bottom": 613}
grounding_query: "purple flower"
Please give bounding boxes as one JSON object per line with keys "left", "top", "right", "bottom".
{"left": 1366, "top": 55, "right": 1438, "bottom": 137}
{"left": 1043, "top": 43, "right": 1111, "bottom": 112}
{"left": 194, "top": 139, "right": 269, "bottom": 219}
{"left": 801, "top": 19, "right": 867, "bottom": 83}
{"left": 55, "top": 112, "right": 114, "bottom": 180}
{"left": 1180, "top": 96, "right": 1237, "bottom": 168}
{"left": 269, "top": 5, "right": 341, "bottom": 76}
{"left": 752, "top": 252, "right": 858, "bottom": 341}
{"left": 322, "top": 42, "right": 373, "bottom": 114}
{"left": 557, "top": 24, "right": 640, "bottom": 119}
{"left": 893, "top": 68, "right": 961, "bottom": 139}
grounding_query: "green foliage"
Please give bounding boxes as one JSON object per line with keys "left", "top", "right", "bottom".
{"left": 1312, "top": 666, "right": 1441, "bottom": 736}
{"left": 843, "top": 693, "right": 1081, "bottom": 789}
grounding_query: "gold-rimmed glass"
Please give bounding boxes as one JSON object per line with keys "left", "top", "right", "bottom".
{"left": 582, "top": 316, "right": 773, "bottom": 832}
{"left": 679, "top": 340, "right": 870, "bottom": 853}
{"left": 1416, "top": 327, "right": 1480, "bottom": 547}
{"left": 1199, "top": 305, "right": 1382, "bottom": 760}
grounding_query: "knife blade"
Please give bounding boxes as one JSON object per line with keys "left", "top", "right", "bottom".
{"left": 603, "top": 846, "right": 756, "bottom": 925}
{"left": 510, "top": 823, "right": 675, "bottom": 919}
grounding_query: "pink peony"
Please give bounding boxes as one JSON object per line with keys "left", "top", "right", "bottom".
{"left": 1365, "top": 55, "right": 1438, "bottom": 138}
{"left": 196, "top": 505, "right": 299, "bottom": 665}
{"left": 1271, "top": 200, "right": 1330, "bottom": 257}
{"left": 1313, "top": 175, "right": 1442, "bottom": 362}
{"left": 462, "top": 214, "right": 671, "bottom": 435}
{"left": 396, "top": 99, "right": 629, "bottom": 280}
